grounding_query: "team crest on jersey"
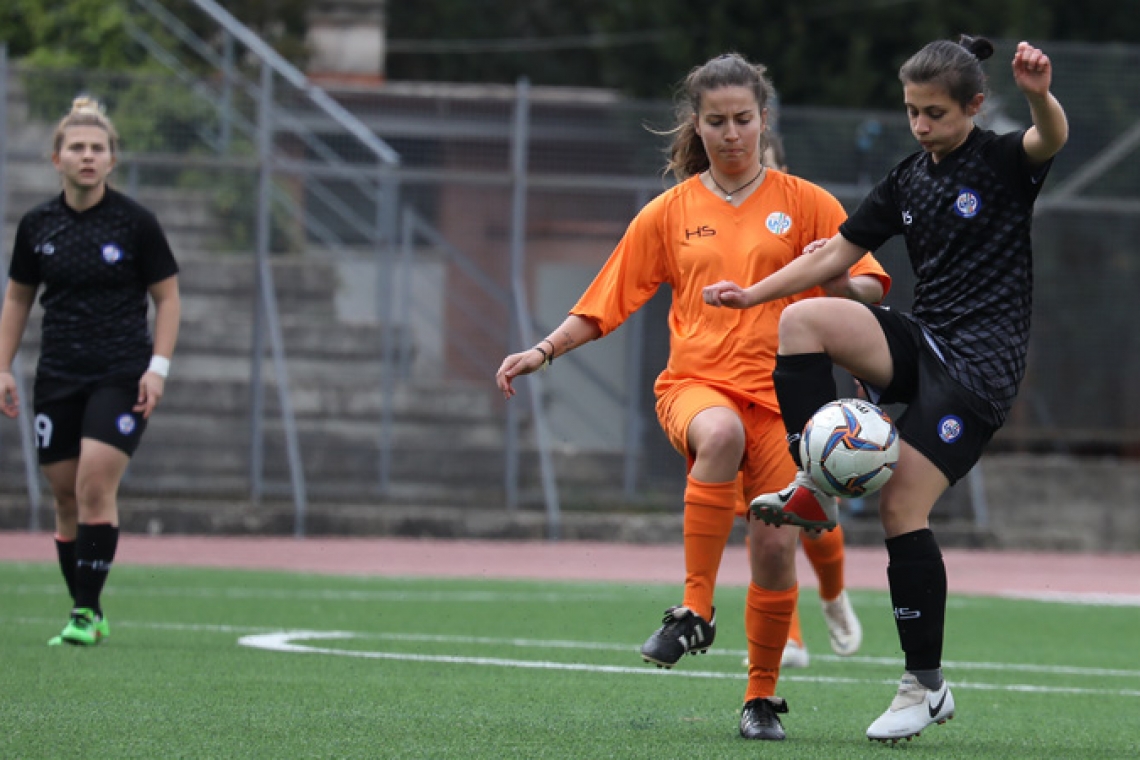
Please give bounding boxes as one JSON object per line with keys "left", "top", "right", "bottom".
{"left": 953, "top": 188, "right": 981, "bottom": 218}
{"left": 938, "top": 415, "right": 963, "bottom": 443}
{"left": 102, "top": 244, "right": 123, "bottom": 264}
{"left": 765, "top": 212, "right": 792, "bottom": 235}
{"left": 37, "top": 243, "right": 55, "bottom": 256}
{"left": 117, "top": 414, "right": 136, "bottom": 436}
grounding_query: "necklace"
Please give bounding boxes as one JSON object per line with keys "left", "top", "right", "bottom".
{"left": 708, "top": 167, "right": 765, "bottom": 202}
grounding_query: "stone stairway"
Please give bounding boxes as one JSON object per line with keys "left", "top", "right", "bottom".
{"left": 0, "top": 75, "right": 640, "bottom": 533}
{"left": 0, "top": 249, "right": 583, "bottom": 506}
{"left": 0, "top": 238, "right": 640, "bottom": 521}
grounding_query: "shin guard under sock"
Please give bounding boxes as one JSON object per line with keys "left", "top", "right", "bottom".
{"left": 55, "top": 536, "right": 77, "bottom": 603}
{"left": 680, "top": 476, "right": 738, "bottom": 621}
{"left": 787, "top": 602, "right": 803, "bottom": 647}
{"left": 803, "top": 523, "right": 847, "bottom": 602}
{"left": 74, "top": 523, "right": 119, "bottom": 616}
{"left": 773, "top": 352, "right": 836, "bottom": 467}
{"left": 745, "top": 583, "right": 798, "bottom": 701}
{"left": 885, "top": 528, "right": 947, "bottom": 673}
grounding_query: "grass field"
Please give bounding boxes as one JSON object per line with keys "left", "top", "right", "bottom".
{"left": 2, "top": 561, "right": 1138, "bottom": 759}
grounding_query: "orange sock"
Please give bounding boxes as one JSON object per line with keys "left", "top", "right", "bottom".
{"left": 745, "top": 583, "right": 798, "bottom": 701}
{"left": 680, "top": 476, "right": 738, "bottom": 621}
{"left": 803, "top": 523, "right": 846, "bottom": 602}
{"left": 787, "top": 600, "right": 803, "bottom": 647}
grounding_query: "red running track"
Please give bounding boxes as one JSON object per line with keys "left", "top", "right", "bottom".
{"left": 2, "top": 531, "right": 1138, "bottom": 601}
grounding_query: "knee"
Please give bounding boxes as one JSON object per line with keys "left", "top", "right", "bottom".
{"left": 778, "top": 301, "right": 828, "bottom": 351}
{"left": 53, "top": 490, "right": 79, "bottom": 521}
{"left": 692, "top": 423, "right": 746, "bottom": 467}
{"left": 748, "top": 525, "right": 799, "bottom": 576}
{"left": 878, "top": 496, "right": 927, "bottom": 537}
{"left": 76, "top": 478, "right": 116, "bottom": 514}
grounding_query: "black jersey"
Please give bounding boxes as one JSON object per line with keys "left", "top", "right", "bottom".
{"left": 8, "top": 187, "right": 179, "bottom": 388}
{"left": 839, "top": 127, "right": 1052, "bottom": 424}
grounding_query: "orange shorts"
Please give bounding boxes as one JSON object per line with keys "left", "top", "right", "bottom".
{"left": 656, "top": 380, "right": 798, "bottom": 516}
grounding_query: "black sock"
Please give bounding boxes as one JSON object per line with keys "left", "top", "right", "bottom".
{"left": 74, "top": 523, "right": 119, "bottom": 617}
{"left": 773, "top": 352, "right": 836, "bottom": 467}
{"left": 55, "top": 537, "right": 77, "bottom": 602}
{"left": 885, "top": 529, "right": 947, "bottom": 674}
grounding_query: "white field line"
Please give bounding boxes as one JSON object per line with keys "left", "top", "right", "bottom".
{"left": 1000, "top": 591, "right": 1140, "bottom": 606}
{"left": 8, "top": 614, "right": 1140, "bottom": 684}
{"left": 236, "top": 630, "right": 1140, "bottom": 699}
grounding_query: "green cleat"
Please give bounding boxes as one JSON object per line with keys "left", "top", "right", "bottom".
{"left": 95, "top": 614, "right": 111, "bottom": 641}
{"left": 58, "top": 608, "right": 109, "bottom": 646}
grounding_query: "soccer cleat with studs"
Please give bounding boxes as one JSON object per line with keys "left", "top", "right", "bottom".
{"left": 780, "top": 640, "right": 810, "bottom": 669}
{"left": 639, "top": 605, "right": 716, "bottom": 668}
{"left": 739, "top": 697, "right": 788, "bottom": 740}
{"left": 866, "top": 673, "right": 955, "bottom": 743}
{"left": 750, "top": 470, "right": 838, "bottom": 531}
{"left": 54, "top": 608, "right": 110, "bottom": 647}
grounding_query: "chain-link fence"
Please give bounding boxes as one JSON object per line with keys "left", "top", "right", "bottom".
{"left": 2, "top": 26, "right": 1138, "bottom": 531}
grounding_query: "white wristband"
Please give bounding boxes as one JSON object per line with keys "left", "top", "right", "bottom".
{"left": 148, "top": 355, "right": 171, "bottom": 379}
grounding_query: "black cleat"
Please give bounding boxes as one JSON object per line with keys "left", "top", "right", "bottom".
{"left": 739, "top": 697, "right": 788, "bottom": 741}
{"left": 639, "top": 605, "right": 716, "bottom": 668}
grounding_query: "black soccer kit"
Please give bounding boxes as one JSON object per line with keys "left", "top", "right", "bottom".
{"left": 839, "top": 126, "right": 1053, "bottom": 481}
{"left": 836, "top": 127, "right": 1054, "bottom": 677}
{"left": 8, "top": 187, "right": 179, "bottom": 463}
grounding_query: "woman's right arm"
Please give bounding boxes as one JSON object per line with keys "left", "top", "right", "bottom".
{"left": 702, "top": 233, "right": 867, "bottom": 309}
{"left": 0, "top": 280, "right": 38, "bottom": 417}
{"left": 495, "top": 314, "right": 602, "bottom": 399}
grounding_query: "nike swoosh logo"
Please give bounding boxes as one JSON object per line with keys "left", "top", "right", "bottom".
{"left": 928, "top": 688, "right": 948, "bottom": 718}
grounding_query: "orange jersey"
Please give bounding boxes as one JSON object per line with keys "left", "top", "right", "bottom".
{"left": 571, "top": 171, "right": 891, "bottom": 412}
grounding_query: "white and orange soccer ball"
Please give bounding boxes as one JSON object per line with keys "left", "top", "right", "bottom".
{"left": 800, "top": 398, "right": 900, "bottom": 499}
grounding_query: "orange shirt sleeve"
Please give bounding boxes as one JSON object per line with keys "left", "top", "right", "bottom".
{"left": 790, "top": 179, "right": 892, "bottom": 302}
{"left": 570, "top": 194, "right": 671, "bottom": 337}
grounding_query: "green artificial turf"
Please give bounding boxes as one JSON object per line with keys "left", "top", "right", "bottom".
{"left": 2, "top": 562, "right": 1137, "bottom": 759}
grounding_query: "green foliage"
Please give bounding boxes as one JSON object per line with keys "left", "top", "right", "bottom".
{"left": 1, "top": 0, "right": 310, "bottom": 73}
{"left": 386, "top": 0, "right": 1140, "bottom": 107}
{"left": 2, "top": 0, "right": 151, "bottom": 70}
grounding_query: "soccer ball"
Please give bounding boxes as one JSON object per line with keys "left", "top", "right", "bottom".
{"left": 800, "top": 398, "right": 900, "bottom": 499}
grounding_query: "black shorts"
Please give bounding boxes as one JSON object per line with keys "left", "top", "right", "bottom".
{"left": 857, "top": 306, "right": 997, "bottom": 485}
{"left": 33, "top": 378, "right": 148, "bottom": 465}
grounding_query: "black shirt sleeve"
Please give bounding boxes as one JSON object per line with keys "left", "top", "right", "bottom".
{"left": 135, "top": 210, "right": 179, "bottom": 284}
{"left": 8, "top": 216, "right": 41, "bottom": 286}
{"left": 838, "top": 166, "right": 905, "bottom": 252}
{"left": 984, "top": 129, "right": 1053, "bottom": 205}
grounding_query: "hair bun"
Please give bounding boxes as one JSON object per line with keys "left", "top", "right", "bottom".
{"left": 70, "top": 95, "right": 105, "bottom": 115}
{"left": 958, "top": 34, "right": 994, "bottom": 62}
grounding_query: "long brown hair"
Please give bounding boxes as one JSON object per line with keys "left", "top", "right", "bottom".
{"left": 661, "top": 53, "right": 775, "bottom": 182}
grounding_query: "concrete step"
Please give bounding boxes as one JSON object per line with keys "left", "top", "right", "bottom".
{"left": 4, "top": 175, "right": 224, "bottom": 247}
{"left": 16, "top": 311, "right": 408, "bottom": 361}
{"left": 176, "top": 254, "right": 341, "bottom": 299}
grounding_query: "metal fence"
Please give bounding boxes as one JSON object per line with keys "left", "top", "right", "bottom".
{"left": 2, "top": 20, "right": 1138, "bottom": 534}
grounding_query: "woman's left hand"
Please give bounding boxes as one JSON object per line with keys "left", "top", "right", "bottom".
{"left": 135, "top": 371, "right": 165, "bottom": 419}
{"left": 1012, "top": 41, "right": 1052, "bottom": 97}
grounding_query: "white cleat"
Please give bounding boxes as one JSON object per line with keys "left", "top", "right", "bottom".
{"left": 780, "top": 640, "right": 810, "bottom": 669}
{"left": 821, "top": 591, "right": 863, "bottom": 656}
{"left": 866, "top": 673, "right": 955, "bottom": 743}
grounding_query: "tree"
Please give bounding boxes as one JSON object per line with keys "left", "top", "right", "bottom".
{"left": 386, "top": 0, "right": 1140, "bottom": 107}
